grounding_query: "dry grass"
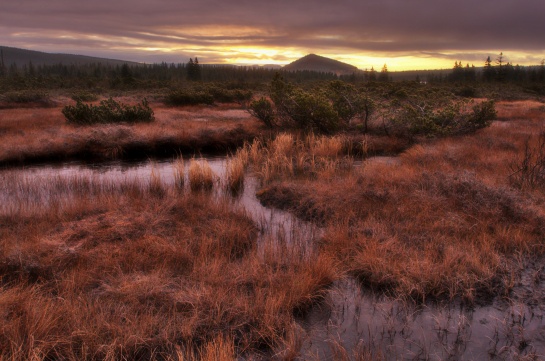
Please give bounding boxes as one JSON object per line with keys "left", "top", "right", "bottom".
{"left": 225, "top": 154, "right": 246, "bottom": 193}
{"left": 188, "top": 158, "right": 216, "bottom": 191}
{"left": 255, "top": 100, "right": 545, "bottom": 302}
{"left": 0, "top": 97, "right": 259, "bottom": 165}
{"left": 173, "top": 155, "right": 185, "bottom": 188}
{"left": 243, "top": 132, "right": 354, "bottom": 184}
{"left": 0, "top": 171, "right": 339, "bottom": 360}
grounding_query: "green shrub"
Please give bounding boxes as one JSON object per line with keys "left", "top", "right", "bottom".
{"left": 248, "top": 97, "right": 275, "bottom": 128}
{"left": 390, "top": 99, "right": 495, "bottom": 138}
{"left": 71, "top": 91, "right": 99, "bottom": 102}
{"left": 208, "top": 86, "right": 252, "bottom": 104}
{"left": 165, "top": 90, "right": 214, "bottom": 106}
{"left": 454, "top": 86, "right": 478, "bottom": 98}
{"left": 471, "top": 100, "right": 496, "bottom": 124}
{"left": 1, "top": 90, "right": 50, "bottom": 103}
{"left": 269, "top": 74, "right": 342, "bottom": 133}
{"left": 62, "top": 98, "right": 154, "bottom": 125}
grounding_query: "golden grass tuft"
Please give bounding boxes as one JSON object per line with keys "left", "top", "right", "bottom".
{"left": 225, "top": 154, "right": 246, "bottom": 193}
{"left": 173, "top": 155, "right": 185, "bottom": 188}
{"left": 188, "top": 158, "right": 215, "bottom": 191}
{"left": 243, "top": 132, "right": 354, "bottom": 184}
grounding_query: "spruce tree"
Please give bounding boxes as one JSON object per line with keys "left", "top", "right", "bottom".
{"left": 378, "top": 64, "right": 389, "bottom": 82}
{"left": 369, "top": 66, "right": 377, "bottom": 81}
{"left": 483, "top": 56, "right": 495, "bottom": 82}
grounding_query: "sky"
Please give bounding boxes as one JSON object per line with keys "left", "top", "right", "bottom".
{"left": 1, "top": 0, "right": 544, "bottom": 71}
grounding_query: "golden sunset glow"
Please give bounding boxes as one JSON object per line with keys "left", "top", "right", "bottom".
{"left": 1, "top": 0, "right": 543, "bottom": 70}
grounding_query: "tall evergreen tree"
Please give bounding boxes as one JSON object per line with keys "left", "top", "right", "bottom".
{"left": 496, "top": 52, "right": 505, "bottom": 81}
{"left": 378, "top": 64, "right": 389, "bottom": 82}
{"left": 0, "top": 47, "right": 5, "bottom": 77}
{"left": 368, "top": 66, "right": 377, "bottom": 82}
{"left": 194, "top": 57, "right": 202, "bottom": 81}
{"left": 187, "top": 57, "right": 202, "bottom": 81}
{"left": 483, "top": 56, "right": 495, "bottom": 82}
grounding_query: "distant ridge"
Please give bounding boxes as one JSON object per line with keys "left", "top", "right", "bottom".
{"left": 0, "top": 46, "right": 138, "bottom": 67}
{"left": 283, "top": 54, "right": 358, "bottom": 75}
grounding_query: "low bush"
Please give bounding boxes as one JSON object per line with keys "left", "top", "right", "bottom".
{"left": 165, "top": 90, "right": 214, "bottom": 106}
{"left": 71, "top": 91, "right": 99, "bottom": 102}
{"left": 208, "top": 86, "right": 252, "bottom": 104}
{"left": 0, "top": 90, "right": 50, "bottom": 104}
{"left": 389, "top": 99, "right": 496, "bottom": 138}
{"left": 62, "top": 98, "right": 154, "bottom": 125}
{"left": 509, "top": 131, "right": 545, "bottom": 190}
{"left": 248, "top": 97, "right": 276, "bottom": 128}
{"left": 165, "top": 86, "right": 252, "bottom": 106}
{"left": 270, "top": 75, "right": 342, "bottom": 133}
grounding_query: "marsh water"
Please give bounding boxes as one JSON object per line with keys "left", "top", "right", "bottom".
{"left": 3, "top": 157, "right": 545, "bottom": 360}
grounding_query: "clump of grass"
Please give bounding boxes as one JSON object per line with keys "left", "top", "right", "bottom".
{"left": 149, "top": 163, "right": 165, "bottom": 196}
{"left": 173, "top": 156, "right": 185, "bottom": 189}
{"left": 244, "top": 132, "right": 354, "bottom": 183}
{"left": 225, "top": 154, "right": 246, "bottom": 194}
{"left": 270, "top": 133, "right": 295, "bottom": 157}
{"left": 307, "top": 133, "right": 345, "bottom": 158}
{"left": 188, "top": 159, "right": 215, "bottom": 191}
{"left": 62, "top": 98, "right": 154, "bottom": 125}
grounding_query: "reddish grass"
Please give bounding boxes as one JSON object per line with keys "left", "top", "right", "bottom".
{"left": 0, "top": 97, "right": 260, "bottom": 165}
{"left": 255, "top": 100, "right": 545, "bottom": 302}
{"left": 0, "top": 174, "right": 338, "bottom": 360}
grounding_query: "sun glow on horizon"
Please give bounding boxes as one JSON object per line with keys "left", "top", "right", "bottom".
{"left": 5, "top": 27, "right": 543, "bottom": 72}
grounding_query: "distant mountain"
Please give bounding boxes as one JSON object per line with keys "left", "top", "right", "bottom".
{"left": 249, "top": 64, "right": 283, "bottom": 69}
{"left": 0, "top": 46, "right": 138, "bottom": 67}
{"left": 283, "top": 54, "right": 358, "bottom": 75}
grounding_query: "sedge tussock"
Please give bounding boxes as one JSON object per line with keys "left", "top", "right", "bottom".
{"left": 173, "top": 155, "right": 185, "bottom": 188}
{"left": 225, "top": 155, "right": 245, "bottom": 193}
{"left": 188, "top": 158, "right": 215, "bottom": 192}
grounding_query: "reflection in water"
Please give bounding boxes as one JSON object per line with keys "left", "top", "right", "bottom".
{"left": 300, "top": 276, "right": 545, "bottom": 360}
{"left": 1, "top": 157, "right": 320, "bottom": 245}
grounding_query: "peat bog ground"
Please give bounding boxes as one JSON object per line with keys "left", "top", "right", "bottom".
{"left": 2, "top": 94, "right": 545, "bottom": 360}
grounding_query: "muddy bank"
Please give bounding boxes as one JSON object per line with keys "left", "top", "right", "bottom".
{"left": 0, "top": 126, "right": 257, "bottom": 168}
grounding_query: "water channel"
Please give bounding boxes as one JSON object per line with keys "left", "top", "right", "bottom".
{"left": 2, "top": 157, "right": 545, "bottom": 360}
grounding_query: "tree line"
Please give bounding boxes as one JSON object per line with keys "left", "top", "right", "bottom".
{"left": 446, "top": 52, "right": 545, "bottom": 84}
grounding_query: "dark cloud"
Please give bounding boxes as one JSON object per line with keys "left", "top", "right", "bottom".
{"left": 1, "top": 0, "right": 544, "bottom": 68}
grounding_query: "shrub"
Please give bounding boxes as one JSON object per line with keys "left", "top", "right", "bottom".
{"left": 208, "top": 86, "right": 253, "bottom": 104}
{"left": 62, "top": 98, "right": 154, "bottom": 125}
{"left": 71, "top": 91, "right": 99, "bottom": 102}
{"left": 471, "top": 99, "right": 496, "bottom": 125}
{"left": 165, "top": 90, "right": 214, "bottom": 106}
{"left": 454, "top": 86, "right": 478, "bottom": 98}
{"left": 509, "top": 132, "right": 545, "bottom": 190}
{"left": 1, "top": 90, "right": 50, "bottom": 104}
{"left": 248, "top": 97, "right": 275, "bottom": 128}
{"left": 269, "top": 75, "right": 341, "bottom": 133}
{"left": 389, "top": 99, "right": 495, "bottom": 138}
